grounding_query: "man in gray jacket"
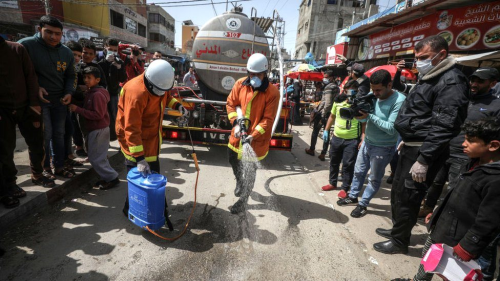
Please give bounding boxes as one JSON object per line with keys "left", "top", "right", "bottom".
{"left": 306, "top": 70, "right": 339, "bottom": 161}
{"left": 19, "top": 16, "right": 77, "bottom": 179}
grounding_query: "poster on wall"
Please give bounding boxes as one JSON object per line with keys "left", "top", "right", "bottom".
{"left": 0, "top": 0, "right": 18, "bottom": 8}
{"left": 125, "top": 17, "right": 137, "bottom": 34}
{"left": 364, "top": 2, "right": 500, "bottom": 59}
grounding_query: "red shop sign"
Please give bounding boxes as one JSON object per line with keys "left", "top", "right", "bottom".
{"left": 326, "top": 43, "right": 348, "bottom": 65}
{"left": 360, "top": 1, "right": 500, "bottom": 60}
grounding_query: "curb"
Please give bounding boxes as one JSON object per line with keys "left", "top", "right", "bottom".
{"left": 0, "top": 152, "right": 125, "bottom": 235}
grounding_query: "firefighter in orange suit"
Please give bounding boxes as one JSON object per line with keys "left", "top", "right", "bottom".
{"left": 226, "top": 53, "right": 280, "bottom": 214}
{"left": 116, "top": 59, "right": 188, "bottom": 216}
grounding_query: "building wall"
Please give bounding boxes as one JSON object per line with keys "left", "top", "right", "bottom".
{"left": 0, "top": 6, "right": 23, "bottom": 26}
{"left": 181, "top": 24, "right": 198, "bottom": 54}
{"left": 108, "top": 0, "right": 147, "bottom": 45}
{"left": 147, "top": 5, "right": 175, "bottom": 55}
{"left": 62, "top": 0, "right": 109, "bottom": 36}
{"left": 295, "top": 0, "right": 377, "bottom": 60}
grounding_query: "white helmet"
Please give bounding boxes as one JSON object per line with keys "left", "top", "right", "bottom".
{"left": 247, "top": 53, "right": 268, "bottom": 73}
{"left": 145, "top": 60, "right": 175, "bottom": 96}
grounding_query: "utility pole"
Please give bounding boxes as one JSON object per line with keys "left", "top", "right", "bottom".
{"left": 43, "top": 0, "right": 51, "bottom": 15}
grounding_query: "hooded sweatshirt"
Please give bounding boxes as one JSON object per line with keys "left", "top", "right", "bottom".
{"left": 74, "top": 86, "right": 110, "bottom": 132}
{"left": 18, "top": 32, "right": 76, "bottom": 102}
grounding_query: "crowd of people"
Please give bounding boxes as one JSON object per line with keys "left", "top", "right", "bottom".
{"left": 1, "top": 14, "right": 500, "bottom": 279}
{"left": 300, "top": 35, "right": 500, "bottom": 280}
{"left": 0, "top": 15, "right": 184, "bottom": 208}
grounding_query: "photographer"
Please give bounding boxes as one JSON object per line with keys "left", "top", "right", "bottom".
{"left": 98, "top": 38, "right": 127, "bottom": 141}
{"left": 347, "top": 63, "right": 370, "bottom": 96}
{"left": 305, "top": 70, "right": 339, "bottom": 161}
{"left": 320, "top": 80, "right": 365, "bottom": 194}
{"left": 337, "top": 70, "right": 405, "bottom": 218}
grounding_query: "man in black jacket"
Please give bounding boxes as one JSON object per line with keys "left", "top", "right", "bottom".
{"left": 347, "top": 63, "right": 370, "bottom": 96}
{"left": 373, "top": 35, "right": 469, "bottom": 254}
{"left": 98, "top": 38, "right": 127, "bottom": 141}
{"left": 410, "top": 118, "right": 500, "bottom": 281}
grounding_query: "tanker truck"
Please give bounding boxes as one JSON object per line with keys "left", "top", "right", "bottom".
{"left": 162, "top": 7, "right": 293, "bottom": 151}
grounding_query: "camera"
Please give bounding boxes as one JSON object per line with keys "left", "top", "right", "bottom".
{"left": 404, "top": 62, "right": 414, "bottom": 68}
{"left": 339, "top": 92, "right": 377, "bottom": 120}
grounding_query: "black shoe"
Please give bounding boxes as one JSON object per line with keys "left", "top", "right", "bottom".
{"left": 76, "top": 149, "right": 88, "bottom": 157}
{"left": 351, "top": 204, "right": 367, "bottom": 218}
{"left": 337, "top": 197, "right": 358, "bottom": 206}
{"left": 99, "top": 178, "right": 120, "bottom": 190}
{"left": 387, "top": 174, "right": 394, "bottom": 184}
{"left": 375, "top": 228, "right": 392, "bottom": 239}
{"left": 230, "top": 200, "right": 246, "bottom": 214}
{"left": 390, "top": 278, "right": 411, "bottom": 281}
{"left": 373, "top": 240, "right": 408, "bottom": 254}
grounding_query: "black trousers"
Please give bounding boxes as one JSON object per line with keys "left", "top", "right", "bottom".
{"left": 424, "top": 160, "right": 450, "bottom": 209}
{"left": 228, "top": 148, "right": 257, "bottom": 202}
{"left": 390, "top": 145, "right": 448, "bottom": 247}
{"left": 329, "top": 135, "right": 359, "bottom": 190}
{"left": 447, "top": 156, "right": 468, "bottom": 190}
{"left": 310, "top": 115, "right": 330, "bottom": 155}
{"left": 292, "top": 100, "right": 302, "bottom": 125}
{"left": 0, "top": 107, "right": 45, "bottom": 191}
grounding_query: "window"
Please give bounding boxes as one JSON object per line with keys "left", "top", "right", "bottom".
{"left": 327, "top": 0, "right": 337, "bottom": 4}
{"left": 149, "top": 32, "right": 166, "bottom": 43}
{"left": 138, "top": 23, "right": 146, "bottom": 37}
{"left": 110, "top": 10, "right": 124, "bottom": 28}
{"left": 337, "top": 17, "right": 343, "bottom": 29}
{"left": 149, "top": 13, "right": 166, "bottom": 27}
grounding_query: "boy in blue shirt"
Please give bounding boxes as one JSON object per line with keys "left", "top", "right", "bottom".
{"left": 337, "top": 70, "right": 405, "bottom": 218}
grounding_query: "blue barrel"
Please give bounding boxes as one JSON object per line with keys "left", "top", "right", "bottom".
{"left": 127, "top": 168, "right": 167, "bottom": 231}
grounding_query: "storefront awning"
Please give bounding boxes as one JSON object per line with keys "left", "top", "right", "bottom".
{"left": 455, "top": 50, "right": 500, "bottom": 67}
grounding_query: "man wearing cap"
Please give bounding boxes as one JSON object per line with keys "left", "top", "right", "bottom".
{"left": 446, "top": 67, "right": 500, "bottom": 190}
{"left": 118, "top": 43, "right": 145, "bottom": 84}
{"left": 348, "top": 63, "right": 371, "bottom": 96}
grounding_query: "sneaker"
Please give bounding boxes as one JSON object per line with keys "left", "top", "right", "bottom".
{"left": 337, "top": 189, "right": 348, "bottom": 199}
{"left": 337, "top": 197, "right": 358, "bottom": 206}
{"left": 418, "top": 206, "right": 434, "bottom": 218}
{"left": 318, "top": 154, "right": 326, "bottom": 161}
{"left": 99, "top": 178, "right": 120, "bottom": 190}
{"left": 305, "top": 148, "right": 315, "bottom": 156}
{"left": 321, "top": 184, "right": 336, "bottom": 191}
{"left": 351, "top": 204, "right": 367, "bottom": 218}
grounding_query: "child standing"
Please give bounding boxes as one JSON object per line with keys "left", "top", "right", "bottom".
{"left": 410, "top": 118, "right": 500, "bottom": 281}
{"left": 69, "top": 67, "right": 119, "bottom": 190}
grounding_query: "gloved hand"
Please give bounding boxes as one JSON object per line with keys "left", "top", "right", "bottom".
{"left": 137, "top": 159, "right": 151, "bottom": 177}
{"left": 106, "top": 53, "right": 115, "bottom": 62}
{"left": 453, "top": 244, "right": 474, "bottom": 262}
{"left": 243, "top": 135, "right": 253, "bottom": 145}
{"left": 178, "top": 105, "right": 189, "bottom": 116}
{"left": 234, "top": 124, "right": 241, "bottom": 138}
{"left": 409, "top": 161, "right": 429, "bottom": 183}
{"left": 322, "top": 130, "right": 329, "bottom": 142}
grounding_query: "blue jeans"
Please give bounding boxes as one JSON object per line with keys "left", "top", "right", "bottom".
{"left": 477, "top": 234, "right": 500, "bottom": 281}
{"left": 349, "top": 141, "right": 395, "bottom": 207}
{"left": 42, "top": 102, "right": 67, "bottom": 170}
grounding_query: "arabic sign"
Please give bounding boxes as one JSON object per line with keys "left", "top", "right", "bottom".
{"left": 195, "top": 43, "right": 267, "bottom": 59}
{"left": 325, "top": 43, "right": 347, "bottom": 65}
{"left": 125, "top": 17, "right": 137, "bottom": 34}
{"left": 363, "top": 2, "right": 500, "bottom": 59}
{"left": 90, "top": 37, "right": 105, "bottom": 49}
{"left": 0, "top": 0, "right": 17, "bottom": 8}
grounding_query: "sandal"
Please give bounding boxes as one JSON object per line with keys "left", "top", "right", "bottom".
{"left": 7, "top": 184, "right": 27, "bottom": 198}
{"left": 65, "top": 159, "right": 83, "bottom": 167}
{"left": 0, "top": 196, "right": 20, "bottom": 209}
{"left": 32, "top": 175, "right": 56, "bottom": 188}
{"left": 54, "top": 168, "right": 75, "bottom": 179}
{"left": 43, "top": 169, "right": 56, "bottom": 180}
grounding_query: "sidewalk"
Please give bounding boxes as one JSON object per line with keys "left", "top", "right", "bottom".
{"left": 0, "top": 130, "right": 123, "bottom": 234}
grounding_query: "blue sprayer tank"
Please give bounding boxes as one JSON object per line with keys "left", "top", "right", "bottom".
{"left": 127, "top": 168, "right": 167, "bottom": 231}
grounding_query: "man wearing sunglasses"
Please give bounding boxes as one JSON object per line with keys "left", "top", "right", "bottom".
{"left": 373, "top": 35, "right": 469, "bottom": 255}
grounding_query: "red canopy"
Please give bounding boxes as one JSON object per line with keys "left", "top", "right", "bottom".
{"left": 365, "top": 65, "right": 417, "bottom": 81}
{"left": 285, "top": 71, "right": 323, "bottom": 81}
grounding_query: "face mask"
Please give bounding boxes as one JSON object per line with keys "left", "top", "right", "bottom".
{"left": 323, "top": 78, "right": 330, "bottom": 85}
{"left": 250, "top": 76, "right": 262, "bottom": 88}
{"left": 416, "top": 52, "right": 440, "bottom": 76}
{"left": 347, "top": 89, "right": 357, "bottom": 96}
{"left": 132, "top": 50, "right": 140, "bottom": 56}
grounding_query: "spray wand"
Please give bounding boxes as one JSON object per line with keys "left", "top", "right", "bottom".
{"left": 235, "top": 106, "right": 252, "bottom": 145}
